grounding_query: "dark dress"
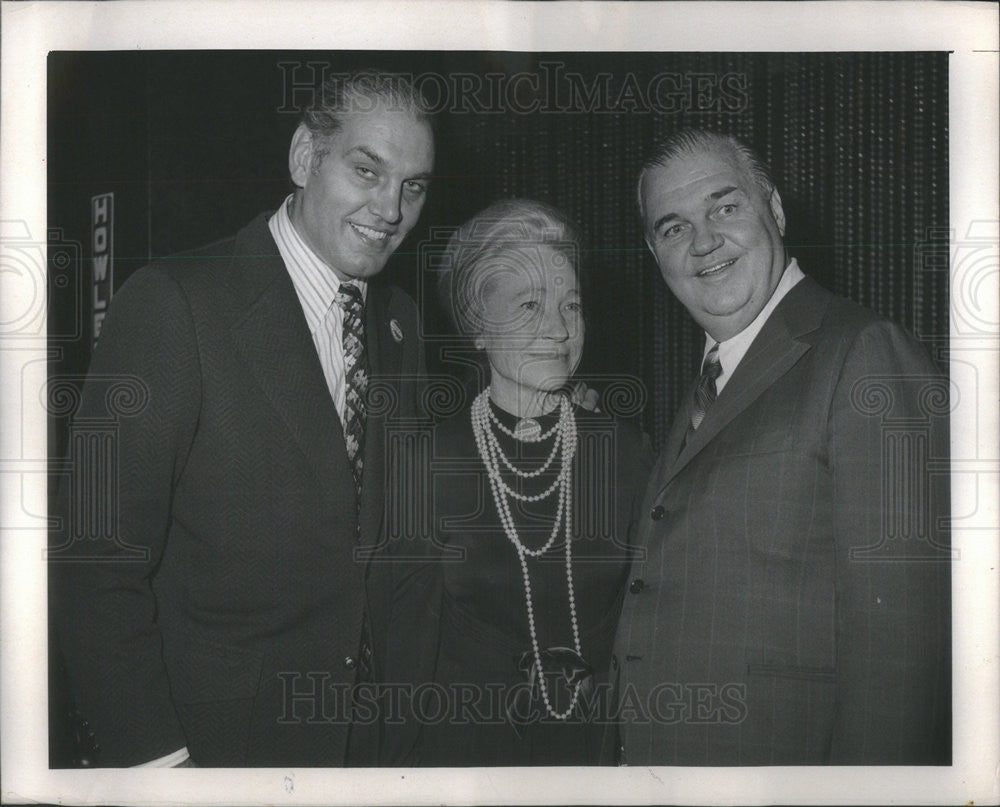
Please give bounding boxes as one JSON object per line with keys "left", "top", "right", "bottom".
{"left": 385, "top": 398, "right": 652, "bottom": 766}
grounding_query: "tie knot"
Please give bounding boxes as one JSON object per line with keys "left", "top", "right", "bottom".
{"left": 702, "top": 343, "right": 722, "bottom": 380}
{"left": 336, "top": 283, "right": 363, "bottom": 312}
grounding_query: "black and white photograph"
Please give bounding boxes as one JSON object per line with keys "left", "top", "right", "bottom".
{"left": 1, "top": 2, "right": 997, "bottom": 805}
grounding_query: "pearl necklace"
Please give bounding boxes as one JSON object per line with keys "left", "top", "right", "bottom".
{"left": 470, "top": 388, "right": 584, "bottom": 720}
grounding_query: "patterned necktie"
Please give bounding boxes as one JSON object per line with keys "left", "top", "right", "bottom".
{"left": 335, "top": 283, "right": 368, "bottom": 506}
{"left": 689, "top": 342, "right": 722, "bottom": 432}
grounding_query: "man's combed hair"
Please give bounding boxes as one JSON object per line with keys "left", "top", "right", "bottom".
{"left": 638, "top": 129, "right": 776, "bottom": 216}
{"left": 301, "top": 69, "right": 433, "bottom": 162}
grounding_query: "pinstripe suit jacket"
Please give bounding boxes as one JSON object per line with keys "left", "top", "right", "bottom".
{"left": 51, "top": 213, "right": 426, "bottom": 766}
{"left": 610, "top": 276, "right": 951, "bottom": 765}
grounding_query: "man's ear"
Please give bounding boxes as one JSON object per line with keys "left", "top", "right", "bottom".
{"left": 769, "top": 187, "right": 786, "bottom": 237}
{"left": 288, "top": 123, "right": 314, "bottom": 189}
{"left": 644, "top": 236, "right": 657, "bottom": 260}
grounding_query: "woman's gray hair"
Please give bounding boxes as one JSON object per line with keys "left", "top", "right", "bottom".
{"left": 438, "top": 198, "right": 582, "bottom": 337}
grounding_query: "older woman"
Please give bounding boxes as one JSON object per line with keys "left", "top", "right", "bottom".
{"left": 386, "top": 199, "right": 651, "bottom": 766}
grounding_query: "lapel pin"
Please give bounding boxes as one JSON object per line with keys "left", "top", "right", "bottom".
{"left": 389, "top": 319, "right": 403, "bottom": 343}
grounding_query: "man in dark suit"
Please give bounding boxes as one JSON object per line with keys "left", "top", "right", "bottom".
{"left": 610, "top": 129, "right": 950, "bottom": 764}
{"left": 51, "top": 71, "right": 434, "bottom": 767}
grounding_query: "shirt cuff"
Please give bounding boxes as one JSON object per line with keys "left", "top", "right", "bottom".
{"left": 132, "top": 747, "right": 190, "bottom": 767}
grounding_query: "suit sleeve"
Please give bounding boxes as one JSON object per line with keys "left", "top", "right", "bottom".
{"left": 376, "top": 287, "right": 436, "bottom": 764}
{"left": 51, "top": 265, "right": 201, "bottom": 766}
{"left": 408, "top": 295, "right": 430, "bottom": 421}
{"left": 827, "top": 319, "right": 951, "bottom": 763}
{"left": 380, "top": 422, "right": 443, "bottom": 766}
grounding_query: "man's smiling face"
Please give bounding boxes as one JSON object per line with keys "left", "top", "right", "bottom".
{"left": 288, "top": 107, "right": 434, "bottom": 281}
{"left": 641, "top": 145, "right": 787, "bottom": 342}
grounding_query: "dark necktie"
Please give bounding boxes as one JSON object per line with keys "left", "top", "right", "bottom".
{"left": 335, "top": 283, "right": 368, "bottom": 506}
{"left": 688, "top": 342, "right": 722, "bottom": 435}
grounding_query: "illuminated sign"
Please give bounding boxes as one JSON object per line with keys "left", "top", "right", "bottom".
{"left": 91, "top": 192, "right": 114, "bottom": 344}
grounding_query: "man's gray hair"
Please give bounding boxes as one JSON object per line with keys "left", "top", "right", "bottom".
{"left": 301, "top": 69, "right": 433, "bottom": 166}
{"left": 637, "top": 129, "right": 776, "bottom": 219}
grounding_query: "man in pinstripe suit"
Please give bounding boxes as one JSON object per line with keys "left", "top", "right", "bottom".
{"left": 609, "top": 129, "right": 950, "bottom": 764}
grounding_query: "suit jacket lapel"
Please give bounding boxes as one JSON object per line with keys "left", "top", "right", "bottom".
{"left": 356, "top": 284, "right": 404, "bottom": 552}
{"left": 660, "top": 277, "right": 829, "bottom": 490}
{"left": 228, "top": 215, "right": 350, "bottom": 493}
{"left": 662, "top": 385, "right": 694, "bottom": 470}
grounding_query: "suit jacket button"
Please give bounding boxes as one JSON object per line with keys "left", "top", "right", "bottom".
{"left": 344, "top": 655, "right": 357, "bottom": 670}
{"left": 650, "top": 505, "right": 666, "bottom": 521}
{"left": 611, "top": 653, "right": 619, "bottom": 670}
{"left": 629, "top": 578, "right": 645, "bottom": 594}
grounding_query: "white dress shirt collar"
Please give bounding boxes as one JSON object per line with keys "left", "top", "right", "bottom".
{"left": 705, "top": 258, "right": 805, "bottom": 395}
{"left": 268, "top": 194, "right": 367, "bottom": 420}
{"left": 268, "top": 194, "right": 367, "bottom": 337}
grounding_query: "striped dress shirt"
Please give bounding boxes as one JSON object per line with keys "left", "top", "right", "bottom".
{"left": 268, "top": 194, "right": 367, "bottom": 421}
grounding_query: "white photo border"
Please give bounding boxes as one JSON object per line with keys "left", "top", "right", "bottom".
{"left": 1, "top": 1, "right": 997, "bottom": 805}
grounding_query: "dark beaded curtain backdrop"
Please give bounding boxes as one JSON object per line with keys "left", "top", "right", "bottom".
{"left": 48, "top": 51, "right": 949, "bottom": 454}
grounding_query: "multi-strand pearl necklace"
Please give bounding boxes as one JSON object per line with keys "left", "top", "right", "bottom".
{"left": 470, "top": 388, "right": 583, "bottom": 720}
